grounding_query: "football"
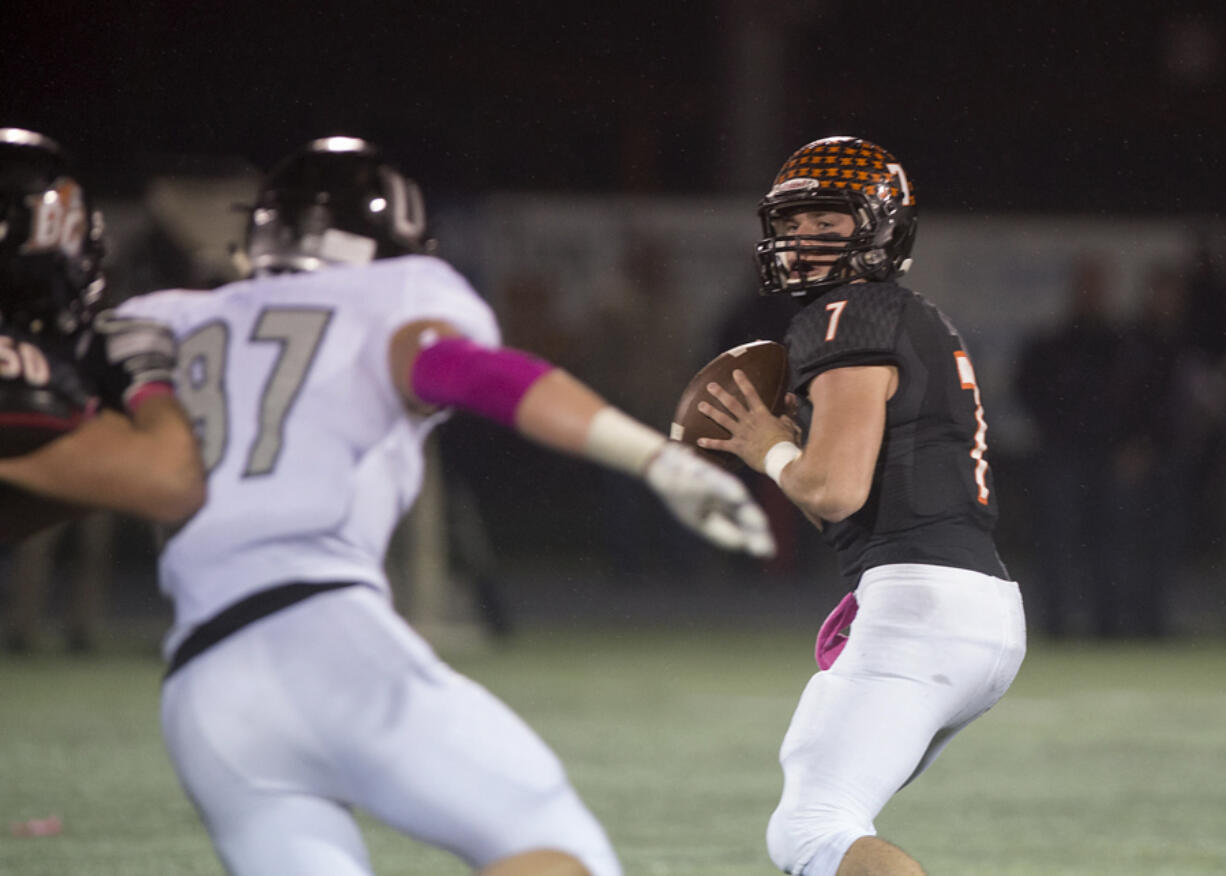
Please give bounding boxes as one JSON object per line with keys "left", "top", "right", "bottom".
{"left": 670, "top": 340, "right": 790, "bottom": 470}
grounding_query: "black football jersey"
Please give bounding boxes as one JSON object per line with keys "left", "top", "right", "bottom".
{"left": 0, "top": 325, "right": 92, "bottom": 455}
{"left": 785, "top": 281, "right": 1006, "bottom": 586}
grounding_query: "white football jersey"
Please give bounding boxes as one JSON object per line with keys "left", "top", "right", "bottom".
{"left": 118, "top": 255, "right": 499, "bottom": 655}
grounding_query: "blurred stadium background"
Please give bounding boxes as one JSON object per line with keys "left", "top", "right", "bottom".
{"left": 3, "top": 1, "right": 1226, "bottom": 872}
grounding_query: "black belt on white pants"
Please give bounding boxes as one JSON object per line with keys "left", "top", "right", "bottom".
{"left": 164, "top": 581, "right": 361, "bottom": 680}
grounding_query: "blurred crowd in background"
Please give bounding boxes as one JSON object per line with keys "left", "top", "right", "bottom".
{"left": 1012, "top": 241, "right": 1226, "bottom": 639}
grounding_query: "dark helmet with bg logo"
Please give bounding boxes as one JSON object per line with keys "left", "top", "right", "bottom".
{"left": 0, "top": 128, "right": 106, "bottom": 335}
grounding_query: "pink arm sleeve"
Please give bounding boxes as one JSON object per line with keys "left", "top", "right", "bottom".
{"left": 409, "top": 336, "right": 555, "bottom": 427}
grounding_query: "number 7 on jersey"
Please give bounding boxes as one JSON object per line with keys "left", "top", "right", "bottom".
{"left": 953, "top": 350, "right": 990, "bottom": 505}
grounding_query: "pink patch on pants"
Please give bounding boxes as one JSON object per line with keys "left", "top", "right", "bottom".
{"left": 815, "top": 592, "right": 858, "bottom": 670}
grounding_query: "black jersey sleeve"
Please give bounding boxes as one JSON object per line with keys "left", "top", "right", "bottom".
{"left": 792, "top": 284, "right": 1007, "bottom": 585}
{"left": 0, "top": 328, "right": 92, "bottom": 457}
{"left": 784, "top": 283, "right": 908, "bottom": 396}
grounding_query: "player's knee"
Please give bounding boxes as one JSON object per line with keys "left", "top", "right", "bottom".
{"left": 766, "top": 800, "right": 870, "bottom": 876}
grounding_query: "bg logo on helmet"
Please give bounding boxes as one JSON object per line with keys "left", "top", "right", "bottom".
{"left": 24, "top": 178, "right": 86, "bottom": 257}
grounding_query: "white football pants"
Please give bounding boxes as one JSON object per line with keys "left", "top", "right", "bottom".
{"left": 161, "top": 585, "right": 620, "bottom": 876}
{"left": 767, "top": 563, "right": 1026, "bottom": 876}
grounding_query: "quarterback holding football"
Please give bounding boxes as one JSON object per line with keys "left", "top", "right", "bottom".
{"left": 698, "top": 137, "right": 1026, "bottom": 876}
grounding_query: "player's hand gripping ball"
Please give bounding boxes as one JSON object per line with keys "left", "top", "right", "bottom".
{"left": 670, "top": 340, "right": 789, "bottom": 471}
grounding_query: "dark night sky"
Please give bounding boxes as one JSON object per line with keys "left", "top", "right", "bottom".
{"left": 2, "top": 1, "right": 1224, "bottom": 212}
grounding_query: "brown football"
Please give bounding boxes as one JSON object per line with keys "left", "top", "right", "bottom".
{"left": 669, "top": 340, "right": 790, "bottom": 470}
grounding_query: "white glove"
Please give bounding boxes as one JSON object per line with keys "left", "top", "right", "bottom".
{"left": 78, "top": 309, "right": 177, "bottom": 412}
{"left": 644, "top": 442, "right": 776, "bottom": 558}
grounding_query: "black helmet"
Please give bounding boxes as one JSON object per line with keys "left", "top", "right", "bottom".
{"left": 756, "top": 136, "right": 917, "bottom": 297}
{"left": 0, "top": 128, "right": 105, "bottom": 334}
{"left": 244, "top": 137, "right": 430, "bottom": 275}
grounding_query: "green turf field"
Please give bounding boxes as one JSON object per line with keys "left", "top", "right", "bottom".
{"left": 3, "top": 626, "right": 1225, "bottom": 875}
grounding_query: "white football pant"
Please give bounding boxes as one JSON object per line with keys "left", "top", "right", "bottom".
{"left": 161, "top": 585, "right": 620, "bottom": 876}
{"left": 767, "top": 563, "right": 1026, "bottom": 876}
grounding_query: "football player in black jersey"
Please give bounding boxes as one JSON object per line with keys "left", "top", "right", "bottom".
{"left": 698, "top": 137, "right": 1027, "bottom": 876}
{"left": 0, "top": 128, "right": 204, "bottom": 541}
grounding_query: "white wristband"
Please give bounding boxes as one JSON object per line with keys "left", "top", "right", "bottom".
{"left": 763, "top": 441, "right": 802, "bottom": 485}
{"left": 583, "top": 407, "right": 668, "bottom": 475}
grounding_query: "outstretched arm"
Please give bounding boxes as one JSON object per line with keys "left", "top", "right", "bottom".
{"left": 389, "top": 320, "right": 775, "bottom": 557}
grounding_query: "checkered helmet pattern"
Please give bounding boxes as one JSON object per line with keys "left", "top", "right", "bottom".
{"left": 769, "top": 137, "right": 915, "bottom": 208}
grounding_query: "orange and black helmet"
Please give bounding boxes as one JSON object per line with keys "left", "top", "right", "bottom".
{"left": 755, "top": 136, "right": 917, "bottom": 296}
